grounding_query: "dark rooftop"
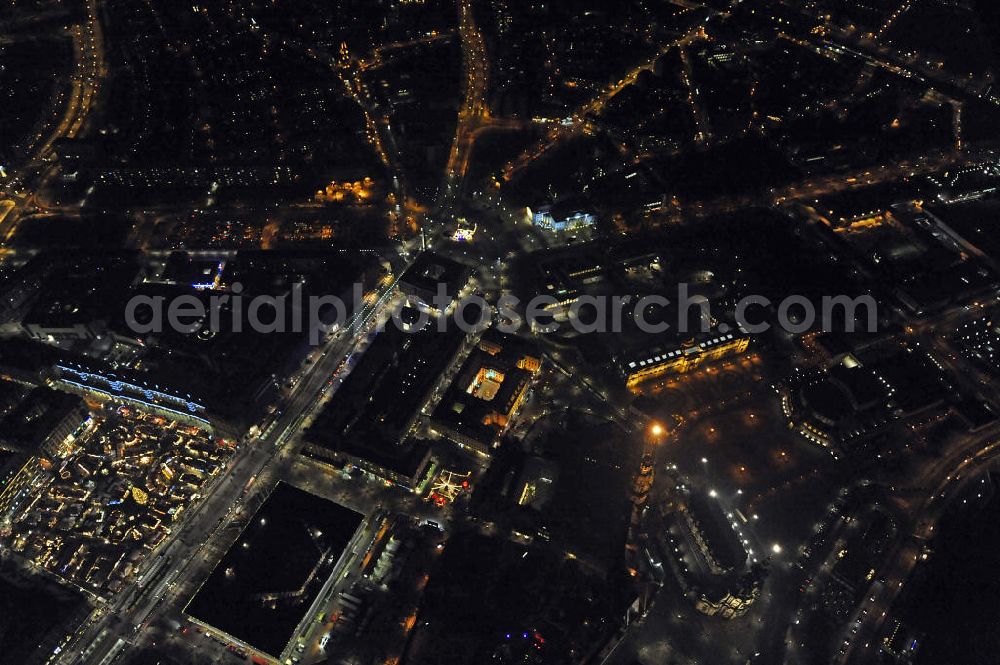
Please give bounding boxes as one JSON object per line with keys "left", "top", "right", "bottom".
{"left": 185, "top": 483, "right": 364, "bottom": 658}
{"left": 306, "top": 317, "right": 465, "bottom": 457}
{"left": 399, "top": 252, "right": 472, "bottom": 302}
{"left": 0, "top": 387, "right": 85, "bottom": 455}
{"left": 431, "top": 330, "right": 540, "bottom": 449}
{"left": 687, "top": 492, "right": 747, "bottom": 572}
{"left": 21, "top": 251, "right": 141, "bottom": 331}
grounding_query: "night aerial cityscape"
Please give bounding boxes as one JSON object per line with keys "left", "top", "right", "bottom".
{"left": 3, "top": 1, "right": 1000, "bottom": 665}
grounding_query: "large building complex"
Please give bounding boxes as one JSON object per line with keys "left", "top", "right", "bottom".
{"left": 399, "top": 252, "right": 472, "bottom": 311}
{"left": 303, "top": 315, "right": 465, "bottom": 490}
{"left": 619, "top": 330, "right": 750, "bottom": 389}
{"left": 185, "top": 483, "right": 366, "bottom": 663}
{"left": 528, "top": 200, "right": 596, "bottom": 235}
{"left": 0, "top": 383, "right": 88, "bottom": 458}
{"left": 430, "top": 330, "right": 541, "bottom": 456}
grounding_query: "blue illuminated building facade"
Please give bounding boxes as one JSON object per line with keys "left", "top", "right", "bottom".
{"left": 51, "top": 363, "right": 211, "bottom": 429}
{"left": 531, "top": 205, "right": 596, "bottom": 233}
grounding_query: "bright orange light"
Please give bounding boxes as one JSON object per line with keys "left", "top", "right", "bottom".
{"left": 650, "top": 423, "right": 664, "bottom": 437}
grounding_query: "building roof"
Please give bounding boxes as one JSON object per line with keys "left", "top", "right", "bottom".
{"left": 0, "top": 450, "right": 24, "bottom": 487}
{"left": 801, "top": 380, "right": 854, "bottom": 425}
{"left": 432, "top": 330, "right": 539, "bottom": 448}
{"left": 400, "top": 252, "right": 472, "bottom": 301}
{"left": 220, "top": 248, "right": 379, "bottom": 297}
{"left": 0, "top": 338, "right": 66, "bottom": 383}
{"left": 621, "top": 330, "right": 745, "bottom": 374}
{"left": 537, "top": 196, "right": 593, "bottom": 222}
{"left": 0, "top": 387, "right": 85, "bottom": 455}
{"left": 184, "top": 483, "right": 364, "bottom": 658}
{"left": 21, "top": 251, "right": 142, "bottom": 331}
{"left": 687, "top": 493, "right": 747, "bottom": 572}
{"left": 306, "top": 321, "right": 465, "bottom": 460}
{"left": 828, "top": 364, "right": 889, "bottom": 411}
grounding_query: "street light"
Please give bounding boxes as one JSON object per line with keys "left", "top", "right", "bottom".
{"left": 771, "top": 543, "right": 782, "bottom": 555}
